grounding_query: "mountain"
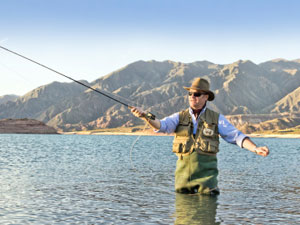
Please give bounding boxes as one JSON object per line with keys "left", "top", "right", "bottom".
{"left": 226, "top": 113, "right": 300, "bottom": 133}
{"left": 0, "top": 81, "right": 89, "bottom": 127}
{"left": 269, "top": 86, "right": 300, "bottom": 113}
{"left": 0, "top": 94, "right": 19, "bottom": 104}
{"left": 1, "top": 59, "right": 300, "bottom": 132}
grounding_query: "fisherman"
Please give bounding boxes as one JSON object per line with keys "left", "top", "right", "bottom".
{"left": 131, "top": 78, "right": 269, "bottom": 195}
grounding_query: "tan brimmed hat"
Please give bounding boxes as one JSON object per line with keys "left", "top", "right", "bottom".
{"left": 184, "top": 78, "right": 215, "bottom": 101}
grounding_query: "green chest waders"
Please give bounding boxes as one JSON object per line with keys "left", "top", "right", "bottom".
{"left": 173, "top": 108, "right": 220, "bottom": 195}
{"left": 175, "top": 151, "right": 218, "bottom": 194}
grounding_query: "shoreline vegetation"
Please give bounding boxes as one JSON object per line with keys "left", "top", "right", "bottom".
{"left": 61, "top": 126, "right": 300, "bottom": 138}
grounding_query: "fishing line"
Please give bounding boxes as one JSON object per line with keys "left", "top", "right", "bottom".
{"left": 129, "top": 105, "right": 156, "bottom": 170}
{"left": 0, "top": 45, "right": 156, "bottom": 117}
{"left": 129, "top": 123, "right": 148, "bottom": 171}
{"left": 0, "top": 60, "right": 34, "bottom": 87}
{"left": 0, "top": 38, "right": 8, "bottom": 45}
{"left": 0, "top": 45, "right": 157, "bottom": 178}
{"left": 0, "top": 45, "right": 132, "bottom": 108}
{"left": 129, "top": 123, "right": 176, "bottom": 196}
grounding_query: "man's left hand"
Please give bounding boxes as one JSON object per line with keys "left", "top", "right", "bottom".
{"left": 255, "top": 146, "right": 269, "bottom": 157}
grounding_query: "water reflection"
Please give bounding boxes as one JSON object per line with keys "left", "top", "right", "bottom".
{"left": 174, "top": 193, "right": 220, "bottom": 225}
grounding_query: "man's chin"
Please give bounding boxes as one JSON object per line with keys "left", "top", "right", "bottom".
{"left": 191, "top": 103, "right": 205, "bottom": 109}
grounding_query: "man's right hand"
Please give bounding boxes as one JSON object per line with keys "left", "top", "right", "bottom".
{"left": 130, "top": 107, "right": 161, "bottom": 130}
{"left": 130, "top": 107, "right": 146, "bottom": 118}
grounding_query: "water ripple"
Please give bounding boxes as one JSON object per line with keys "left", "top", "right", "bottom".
{"left": 0, "top": 135, "right": 299, "bottom": 224}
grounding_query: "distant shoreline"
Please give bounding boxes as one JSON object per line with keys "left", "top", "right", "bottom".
{"left": 0, "top": 118, "right": 58, "bottom": 134}
{"left": 62, "top": 131, "right": 172, "bottom": 136}
{"left": 62, "top": 130, "right": 300, "bottom": 138}
{"left": 247, "top": 133, "right": 300, "bottom": 139}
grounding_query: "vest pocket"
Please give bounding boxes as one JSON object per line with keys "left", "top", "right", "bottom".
{"left": 172, "top": 138, "right": 190, "bottom": 154}
{"left": 175, "top": 124, "right": 190, "bottom": 136}
{"left": 207, "top": 140, "right": 219, "bottom": 153}
{"left": 202, "top": 123, "right": 216, "bottom": 137}
{"left": 196, "top": 140, "right": 219, "bottom": 154}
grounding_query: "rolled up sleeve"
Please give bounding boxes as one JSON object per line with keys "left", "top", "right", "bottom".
{"left": 218, "top": 114, "right": 248, "bottom": 148}
{"left": 156, "top": 112, "right": 180, "bottom": 134}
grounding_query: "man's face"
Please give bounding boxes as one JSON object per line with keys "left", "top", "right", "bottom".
{"left": 188, "top": 89, "right": 209, "bottom": 110}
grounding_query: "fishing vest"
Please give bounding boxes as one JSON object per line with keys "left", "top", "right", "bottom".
{"left": 172, "top": 108, "right": 220, "bottom": 158}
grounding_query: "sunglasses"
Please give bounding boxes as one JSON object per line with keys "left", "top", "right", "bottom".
{"left": 188, "top": 92, "right": 204, "bottom": 97}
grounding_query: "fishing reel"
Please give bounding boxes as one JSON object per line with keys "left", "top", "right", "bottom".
{"left": 144, "top": 112, "right": 156, "bottom": 120}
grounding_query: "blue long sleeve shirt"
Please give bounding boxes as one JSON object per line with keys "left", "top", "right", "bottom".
{"left": 157, "top": 107, "right": 247, "bottom": 148}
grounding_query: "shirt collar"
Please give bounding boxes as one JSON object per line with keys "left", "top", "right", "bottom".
{"left": 189, "top": 105, "right": 207, "bottom": 121}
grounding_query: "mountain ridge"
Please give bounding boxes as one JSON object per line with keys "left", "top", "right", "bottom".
{"left": 0, "top": 94, "right": 19, "bottom": 104}
{"left": 1, "top": 58, "right": 300, "bottom": 132}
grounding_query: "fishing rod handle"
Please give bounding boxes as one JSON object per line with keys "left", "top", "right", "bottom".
{"left": 129, "top": 106, "right": 156, "bottom": 120}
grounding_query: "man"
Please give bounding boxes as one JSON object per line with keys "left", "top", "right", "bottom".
{"left": 131, "top": 78, "right": 269, "bottom": 195}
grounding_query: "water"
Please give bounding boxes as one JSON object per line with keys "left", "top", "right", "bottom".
{"left": 0, "top": 134, "right": 299, "bottom": 224}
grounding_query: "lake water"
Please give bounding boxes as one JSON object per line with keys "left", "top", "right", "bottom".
{"left": 0, "top": 134, "right": 299, "bottom": 224}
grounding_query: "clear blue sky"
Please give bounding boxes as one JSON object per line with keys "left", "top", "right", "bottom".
{"left": 1, "top": 0, "right": 300, "bottom": 96}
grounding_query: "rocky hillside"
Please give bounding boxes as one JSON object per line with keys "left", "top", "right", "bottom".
{"left": 0, "top": 58, "right": 300, "bottom": 132}
{"left": 0, "top": 94, "right": 19, "bottom": 104}
{"left": 226, "top": 113, "right": 300, "bottom": 133}
{"left": 0, "top": 118, "right": 58, "bottom": 134}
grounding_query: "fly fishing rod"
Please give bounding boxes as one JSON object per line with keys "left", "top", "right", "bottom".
{"left": 0, "top": 45, "right": 156, "bottom": 120}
